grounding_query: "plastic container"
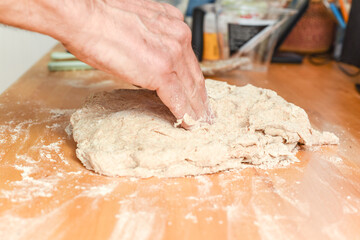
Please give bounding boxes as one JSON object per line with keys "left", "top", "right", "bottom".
{"left": 193, "top": 2, "right": 296, "bottom": 73}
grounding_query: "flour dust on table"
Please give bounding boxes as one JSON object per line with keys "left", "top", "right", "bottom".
{"left": 70, "top": 79, "right": 339, "bottom": 178}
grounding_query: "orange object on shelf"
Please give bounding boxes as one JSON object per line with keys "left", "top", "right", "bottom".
{"left": 339, "top": 0, "right": 349, "bottom": 23}
{"left": 202, "top": 33, "right": 221, "bottom": 61}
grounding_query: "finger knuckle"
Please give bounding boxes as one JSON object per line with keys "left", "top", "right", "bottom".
{"left": 175, "top": 22, "right": 192, "bottom": 43}
{"left": 169, "top": 40, "right": 183, "bottom": 58}
{"left": 155, "top": 12, "right": 168, "bottom": 23}
{"left": 155, "top": 54, "right": 173, "bottom": 75}
{"left": 162, "top": 3, "right": 184, "bottom": 20}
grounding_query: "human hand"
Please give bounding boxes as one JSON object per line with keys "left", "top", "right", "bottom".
{"left": 57, "top": 0, "right": 213, "bottom": 126}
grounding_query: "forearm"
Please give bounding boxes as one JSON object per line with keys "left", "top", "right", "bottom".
{"left": 0, "top": 0, "right": 75, "bottom": 41}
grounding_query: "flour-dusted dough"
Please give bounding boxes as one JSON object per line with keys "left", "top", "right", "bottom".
{"left": 70, "top": 79, "right": 339, "bottom": 178}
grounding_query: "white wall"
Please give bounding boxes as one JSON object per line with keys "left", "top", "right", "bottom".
{"left": 0, "top": 26, "right": 57, "bottom": 93}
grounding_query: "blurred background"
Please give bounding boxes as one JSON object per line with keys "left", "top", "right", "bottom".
{"left": 0, "top": 0, "right": 356, "bottom": 93}
{"left": 0, "top": 28, "right": 56, "bottom": 93}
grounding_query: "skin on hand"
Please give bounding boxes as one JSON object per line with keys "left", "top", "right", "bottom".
{"left": 56, "top": 0, "right": 213, "bottom": 127}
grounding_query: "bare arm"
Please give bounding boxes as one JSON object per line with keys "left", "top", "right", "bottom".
{"left": 0, "top": 0, "right": 212, "bottom": 126}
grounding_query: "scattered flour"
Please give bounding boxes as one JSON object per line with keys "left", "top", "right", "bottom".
{"left": 49, "top": 108, "right": 76, "bottom": 119}
{"left": 111, "top": 210, "right": 165, "bottom": 240}
{"left": 195, "top": 176, "right": 213, "bottom": 196}
{"left": 185, "top": 212, "right": 198, "bottom": 224}
{"left": 328, "top": 156, "right": 343, "bottom": 164}
{"left": 0, "top": 206, "right": 68, "bottom": 240}
{"left": 80, "top": 182, "right": 119, "bottom": 197}
{"left": 46, "top": 123, "right": 61, "bottom": 130}
{"left": 1, "top": 163, "right": 59, "bottom": 202}
{"left": 0, "top": 104, "right": 110, "bottom": 204}
{"left": 37, "top": 140, "right": 70, "bottom": 165}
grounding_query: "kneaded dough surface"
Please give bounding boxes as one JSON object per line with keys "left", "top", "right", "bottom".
{"left": 70, "top": 80, "right": 338, "bottom": 178}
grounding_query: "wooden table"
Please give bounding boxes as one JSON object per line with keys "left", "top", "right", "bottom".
{"left": 0, "top": 45, "right": 359, "bottom": 240}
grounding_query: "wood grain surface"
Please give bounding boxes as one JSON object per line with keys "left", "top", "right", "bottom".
{"left": 0, "top": 45, "right": 359, "bottom": 240}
